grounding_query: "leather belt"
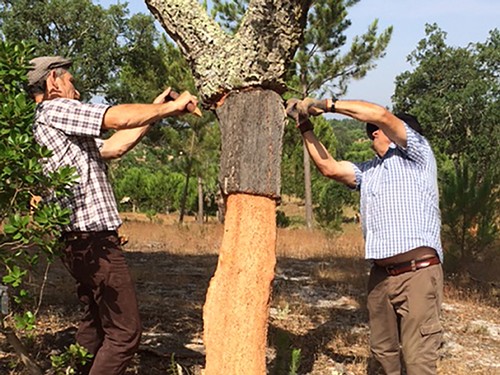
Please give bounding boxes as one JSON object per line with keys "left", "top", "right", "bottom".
{"left": 378, "top": 255, "right": 440, "bottom": 276}
{"left": 62, "top": 230, "right": 117, "bottom": 241}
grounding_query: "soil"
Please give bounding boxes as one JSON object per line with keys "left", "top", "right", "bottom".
{"left": 0, "top": 214, "right": 499, "bottom": 375}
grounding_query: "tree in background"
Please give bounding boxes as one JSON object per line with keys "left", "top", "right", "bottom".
{"left": 105, "top": 14, "right": 220, "bottom": 223}
{"left": 0, "top": 1, "right": 222, "bottom": 222}
{"left": 393, "top": 24, "right": 499, "bottom": 270}
{"left": 0, "top": 0, "right": 128, "bottom": 100}
{"left": 312, "top": 119, "right": 368, "bottom": 229}
{"left": 0, "top": 42, "right": 78, "bottom": 375}
{"left": 212, "top": 0, "right": 392, "bottom": 228}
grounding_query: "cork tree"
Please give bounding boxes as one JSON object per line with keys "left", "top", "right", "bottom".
{"left": 144, "top": 0, "right": 311, "bottom": 373}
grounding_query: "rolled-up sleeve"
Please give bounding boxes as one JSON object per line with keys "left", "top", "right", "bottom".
{"left": 42, "top": 98, "right": 109, "bottom": 137}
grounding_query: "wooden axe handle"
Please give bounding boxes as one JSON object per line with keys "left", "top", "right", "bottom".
{"left": 167, "top": 90, "right": 202, "bottom": 117}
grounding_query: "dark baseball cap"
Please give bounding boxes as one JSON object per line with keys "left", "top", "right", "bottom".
{"left": 27, "top": 56, "right": 72, "bottom": 87}
{"left": 365, "top": 113, "right": 424, "bottom": 140}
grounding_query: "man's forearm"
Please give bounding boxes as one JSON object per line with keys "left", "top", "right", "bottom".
{"left": 100, "top": 125, "right": 151, "bottom": 160}
{"left": 103, "top": 102, "right": 180, "bottom": 130}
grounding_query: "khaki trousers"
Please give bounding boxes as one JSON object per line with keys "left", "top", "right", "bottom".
{"left": 367, "top": 263, "right": 443, "bottom": 375}
{"left": 61, "top": 231, "right": 142, "bottom": 375}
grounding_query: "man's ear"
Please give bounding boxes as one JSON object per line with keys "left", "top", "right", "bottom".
{"left": 45, "top": 70, "right": 61, "bottom": 98}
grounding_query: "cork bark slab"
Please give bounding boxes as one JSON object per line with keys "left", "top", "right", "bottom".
{"left": 203, "top": 193, "right": 276, "bottom": 374}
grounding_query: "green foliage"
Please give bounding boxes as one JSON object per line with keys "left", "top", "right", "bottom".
{"left": 50, "top": 343, "right": 93, "bottom": 375}
{"left": 313, "top": 180, "right": 353, "bottom": 231}
{"left": 393, "top": 24, "right": 499, "bottom": 181}
{"left": 211, "top": 0, "right": 247, "bottom": 33}
{"left": 289, "top": 348, "right": 301, "bottom": 375}
{"left": 290, "top": 0, "right": 393, "bottom": 97}
{"left": 441, "top": 158, "right": 499, "bottom": 270}
{"left": 276, "top": 210, "right": 291, "bottom": 228}
{"left": 392, "top": 24, "right": 499, "bottom": 269}
{"left": 0, "top": 0, "right": 128, "bottom": 100}
{"left": 0, "top": 41, "right": 74, "bottom": 366}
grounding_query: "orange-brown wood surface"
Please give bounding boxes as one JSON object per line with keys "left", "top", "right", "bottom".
{"left": 203, "top": 193, "right": 277, "bottom": 374}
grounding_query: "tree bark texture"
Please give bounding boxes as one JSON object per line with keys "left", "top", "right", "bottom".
{"left": 216, "top": 89, "right": 285, "bottom": 198}
{"left": 145, "top": 0, "right": 311, "bottom": 105}
{"left": 203, "top": 193, "right": 276, "bottom": 374}
{"left": 143, "top": 1, "right": 312, "bottom": 373}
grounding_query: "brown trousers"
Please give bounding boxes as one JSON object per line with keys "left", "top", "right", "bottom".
{"left": 367, "top": 263, "right": 443, "bottom": 375}
{"left": 61, "top": 231, "right": 142, "bottom": 375}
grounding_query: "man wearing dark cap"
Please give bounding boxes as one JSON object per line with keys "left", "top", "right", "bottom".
{"left": 286, "top": 98, "right": 443, "bottom": 375}
{"left": 27, "top": 56, "right": 199, "bottom": 375}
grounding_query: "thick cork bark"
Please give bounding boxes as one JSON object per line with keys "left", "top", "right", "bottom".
{"left": 203, "top": 194, "right": 276, "bottom": 374}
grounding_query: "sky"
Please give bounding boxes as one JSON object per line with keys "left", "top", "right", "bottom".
{"left": 99, "top": 0, "right": 499, "bottom": 108}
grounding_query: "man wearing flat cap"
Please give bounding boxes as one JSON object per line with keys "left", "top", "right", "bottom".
{"left": 286, "top": 97, "right": 443, "bottom": 375}
{"left": 27, "top": 56, "right": 199, "bottom": 375}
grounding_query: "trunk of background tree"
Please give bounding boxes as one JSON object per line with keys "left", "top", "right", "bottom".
{"left": 202, "top": 89, "right": 284, "bottom": 374}
{"left": 197, "top": 176, "right": 204, "bottom": 224}
{"left": 303, "top": 143, "right": 314, "bottom": 228}
{"left": 301, "top": 84, "right": 314, "bottom": 229}
{"left": 180, "top": 132, "right": 197, "bottom": 223}
{"left": 178, "top": 159, "right": 192, "bottom": 223}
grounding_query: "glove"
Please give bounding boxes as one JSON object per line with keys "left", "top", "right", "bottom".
{"left": 285, "top": 98, "right": 302, "bottom": 123}
{"left": 296, "top": 97, "right": 329, "bottom": 117}
{"left": 285, "top": 98, "right": 314, "bottom": 134}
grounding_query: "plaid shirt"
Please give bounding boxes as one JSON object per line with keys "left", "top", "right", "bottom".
{"left": 33, "top": 98, "right": 122, "bottom": 232}
{"left": 352, "top": 123, "right": 443, "bottom": 262}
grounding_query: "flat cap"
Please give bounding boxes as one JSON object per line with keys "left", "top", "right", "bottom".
{"left": 27, "top": 56, "right": 72, "bottom": 87}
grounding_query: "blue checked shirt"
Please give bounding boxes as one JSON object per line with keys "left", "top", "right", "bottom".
{"left": 33, "top": 98, "right": 122, "bottom": 232}
{"left": 351, "top": 123, "right": 443, "bottom": 262}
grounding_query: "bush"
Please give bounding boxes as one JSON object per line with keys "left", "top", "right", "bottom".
{"left": 0, "top": 41, "right": 75, "bottom": 371}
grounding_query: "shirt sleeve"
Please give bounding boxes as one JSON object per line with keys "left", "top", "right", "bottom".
{"left": 94, "top": 138, "right": 105, "bottom": 151}
{"left": 398, "top": 122, "right": 432, "bottom": 167}
{"left": 351, "top": 160, "right": 372, "bottom": 190}
{"left": 42, "top": 98, "right": 110, "bottom": 137}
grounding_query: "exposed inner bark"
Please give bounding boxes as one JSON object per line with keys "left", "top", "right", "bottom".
{"left": 203, "top": 193, "right": 276, "bottom": 374}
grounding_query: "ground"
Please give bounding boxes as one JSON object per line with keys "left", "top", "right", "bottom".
{"left": 0, "top": 211, "right": 499, "bottom": 374}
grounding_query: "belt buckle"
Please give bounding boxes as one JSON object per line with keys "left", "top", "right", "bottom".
{"left": 411, "top": 259, "right": 417, "bottom": 272}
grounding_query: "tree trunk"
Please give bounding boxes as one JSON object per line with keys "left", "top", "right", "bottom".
{"left": 180, "top": 132, "right": 197, "bottom": 223}
{"left": 178, "top": 158, "right": 192, "bottom": 223}
{"left": 303, "top": 142, "right": 314, "bottom": 228}
{"left": 197, "top": 176, "right": 204, "bottom": 224}
{"left": 203, "top": 194, "right": 276, "bottom": 374}
{"left": 202, "top": 89, "right": 284, "bottom": 374}
{"left": 144, "top": 2, "right": 311, "bottom": 373}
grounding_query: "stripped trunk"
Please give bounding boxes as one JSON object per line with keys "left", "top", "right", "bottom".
{"left": 203, "top": 89, "right": 284, "bottom": 373}
{"left": 144, "top": 1, "right": 312, "bottom": 372}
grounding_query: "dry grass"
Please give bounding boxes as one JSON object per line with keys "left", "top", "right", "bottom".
{"left": 1, "top": 208, "right": 499, "bottom": 375}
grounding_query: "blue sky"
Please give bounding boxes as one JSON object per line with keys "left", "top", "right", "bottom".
{"left": 99, "top": 0, "right": 499, "bottom": 108}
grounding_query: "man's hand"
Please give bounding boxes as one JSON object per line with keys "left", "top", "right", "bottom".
{"left": 155, "top": 88, "right": 201, "bottom": 117}
{"left": 285, "top": 98, "right": 302, "bottom": 123}
{"left": 153, "top": 87, "right": 172, "bottom": 104}
{"left": 296, "top": 97, "right": 329, "bottom": 116}
{"left": 285, "top": 98, "right": 314, "bottom": 134}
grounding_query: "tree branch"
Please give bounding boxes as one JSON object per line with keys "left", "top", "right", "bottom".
{"left": 145, "top": 0, "right": 312, "bottom": 105}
